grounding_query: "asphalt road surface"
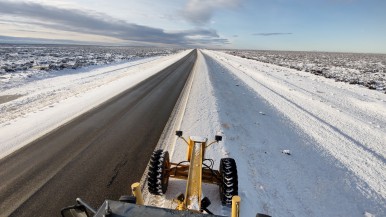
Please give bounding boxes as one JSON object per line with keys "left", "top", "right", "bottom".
{"left": 0, "top": 50, "right": 197, "bottom": 217}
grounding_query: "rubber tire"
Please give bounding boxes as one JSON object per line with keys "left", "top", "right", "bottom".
{"left": 147, "top": 149, "right": 170, "bottom": 195}
{"left": 219, "top": 158, "right": 238, "bottom": 207}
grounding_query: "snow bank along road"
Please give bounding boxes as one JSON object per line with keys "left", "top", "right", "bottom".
{"left": 1, "top": 48, "right": 385, "bottom": 217}
{"left": 144, "top": 50, "right": 386, "bottom": 217}
{"left": 0, "top": 50, "right": 196, "bottom": 217}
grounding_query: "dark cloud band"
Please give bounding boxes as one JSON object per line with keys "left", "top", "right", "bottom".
{"left": 0, "top": 1, "right": 228, "bottom": 46}
{"left": 253, "top": 33, "right": 293, "bottom": 36}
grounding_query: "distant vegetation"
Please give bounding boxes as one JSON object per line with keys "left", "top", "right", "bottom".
{"left": 0, "top": 45, "right": 181, "bottom": 76}
{"left": 226, "top": 50, "right": 386, "bottom": 93}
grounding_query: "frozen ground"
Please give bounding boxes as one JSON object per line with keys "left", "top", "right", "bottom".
{"left": 144, "top": 50, "right": 386, "bottom": 217}
{"left": 226, "top": 50, "right": 386, "bottom": 93}
{"left": 0, "top": 44, "right": 180, "bottom": 89}
{"left": 0, "top": 50, "right": 191, "bottom": 158}
{"left": 1, "top": 48, "right": 385, "bottom": 216}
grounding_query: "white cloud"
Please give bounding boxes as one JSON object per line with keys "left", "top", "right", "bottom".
{"left": 181, "top": 0, "right": 242, "bottom": 25}
{"left": 0, "top": 0, "right": 229, "bottom": 46}
{"left": 253, "top": 33, "right": 293, "bottom": 36}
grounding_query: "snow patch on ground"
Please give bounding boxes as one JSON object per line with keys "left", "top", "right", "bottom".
{"left": 226, "top": 50, "right": 386, "bottom": 93}
{"left": 202, "top": 50, "right": 386, "bottom": 217}
{"left": 2, "top": 46, "right": 385, "bottom": 217}
{"left": 145, "top": 49, "right": 386, "bottom": 217}
{"left": 143, "top": 50, "right": 230, "bottom": 215}
{"left": 0, "top": 45, "right": 181, "bottom": 88}
{"left": 0, "top": 50, "right": 191, "bottom": 159}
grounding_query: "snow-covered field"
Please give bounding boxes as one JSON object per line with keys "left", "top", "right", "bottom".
{"left": 0, "top": 45, "right": 180, "bottom": 89}
{"left": 144, "top": 50, "right": 386, "bottom": 217}
{"left": 0, "top": 49, "right": 191, "bottom": 158}
{"left": 1, "top": 48, "right": 385, "bottom": 217}
{"left": 225, "top": 50, "right": 386, "bottom": 93}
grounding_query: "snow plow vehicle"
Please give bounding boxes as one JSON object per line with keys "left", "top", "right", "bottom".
{"left": 61, "top": 131, "right": 269, "bottom": 217}
{"left": 147, "top": 131, "right": 238, "bottom": 210}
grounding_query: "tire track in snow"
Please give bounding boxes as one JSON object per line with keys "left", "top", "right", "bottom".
{"left": 142, "top": 50, "right": 229, "bottom": 216}
{"left": 210, "top": 53, "right": 386, "bottom": 160}
{"left": 203, "top": 50, "right": 386, "bottom": 216}
{"left": 204, "top": 50, "right": 386, "bottom": 206}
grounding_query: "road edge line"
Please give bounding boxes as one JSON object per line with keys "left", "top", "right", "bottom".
{"left": 139, "top": 50, "right": 199, "bottom": 205}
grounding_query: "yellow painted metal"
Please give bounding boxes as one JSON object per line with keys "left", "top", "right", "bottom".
{"left": 205, "top": 140, "right": 217, "bottom": 148}
{"left": 172, "top": 134, "right": 225, "bottom": 211}
{"left": 131, "top": 182, "right": 144, "bottom": 205}
{"left": 231, "top": 196, "right": 241, "bottom": 217}
{"left": 168, "top": 162, "right": 221, "bottom": 184}
{"left": 180, "top": 136, "right": 190, "bottom": 146}
{"left": 176, "top": 201, "right": 185, "bottom": 211}
{"left": 186, "top": 138, "right": 194, "bottom": 161}
{"left": 174, "top": 193, "right": 185, "bottom": 211}
{"left": 184, "top": 140, "right": 205, "bottom": 210}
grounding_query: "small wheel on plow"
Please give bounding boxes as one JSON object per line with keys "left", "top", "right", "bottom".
{"left": 219, "top": 158, "right": 238, "bottom": 207}
{"left": 147, "top": 149, "right": 170, "bottom": 195}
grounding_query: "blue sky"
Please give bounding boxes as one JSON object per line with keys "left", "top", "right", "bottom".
{"left": 0, "top": 0, "right": 385, "bottom": 53}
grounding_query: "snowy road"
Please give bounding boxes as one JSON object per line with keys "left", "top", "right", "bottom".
{"left": 144, "top": 50, "right": 386, "bottom": 217}
{"left": 0, "top": 48, "right": 385, "bottom": 217}
{"left": 0, "top": 50, "right": 196, "bottom": 217}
